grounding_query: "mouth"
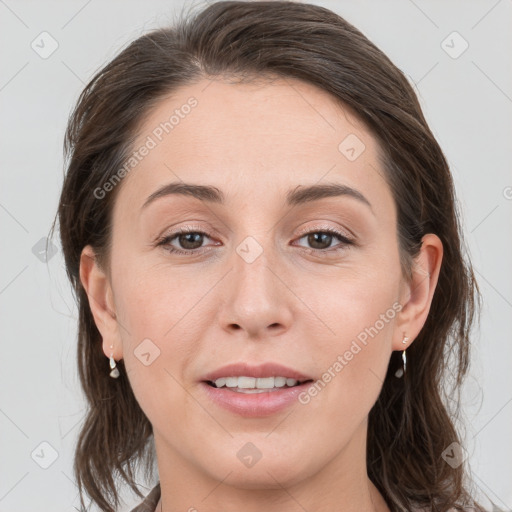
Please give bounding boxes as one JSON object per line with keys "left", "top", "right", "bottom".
{"left": 200, "top": 362, "right": 315, "bottom": 417}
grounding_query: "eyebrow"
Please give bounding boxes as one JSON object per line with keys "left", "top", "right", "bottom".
{"left": 141, "top": 181, "right": 373, "bottom": 213}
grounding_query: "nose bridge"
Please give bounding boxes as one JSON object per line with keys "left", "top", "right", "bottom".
{"left": 217, "top": 232, "right": 292, "bottom": 337}
{"left": 232, "top": 234, "right": 279, "bottom": 309}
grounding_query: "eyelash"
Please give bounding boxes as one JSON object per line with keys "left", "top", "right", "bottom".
{"left": 155, "top": 225, "right": 355, "bottom": 257}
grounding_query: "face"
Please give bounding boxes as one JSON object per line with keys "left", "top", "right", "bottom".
{"left": 88, "top": 77, "right": 415, "bottom": 489}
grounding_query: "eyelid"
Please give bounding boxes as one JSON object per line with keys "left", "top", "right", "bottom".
{"left": 294, "top": 222, "right": 354, "bottom": 240}
{"left": 156, "top": 223, "right": 215, "bottom": 241}
{"left": 156, "top": 224, "right": 353, "bottom": 243}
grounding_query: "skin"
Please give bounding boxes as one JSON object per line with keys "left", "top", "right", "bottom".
{"left": 80, "top": 77, "right": 442, "bottom": 512}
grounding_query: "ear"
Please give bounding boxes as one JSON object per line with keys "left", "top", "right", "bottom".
{"left": 392, "top": 234, "right": 443, "bottom": 351}
{"left": 79, "top": 245, "right": 123, "bottom": 360}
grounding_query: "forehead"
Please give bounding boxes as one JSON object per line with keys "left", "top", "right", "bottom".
{"left": 114, "top": 77, "right": 390, "bottom": 216}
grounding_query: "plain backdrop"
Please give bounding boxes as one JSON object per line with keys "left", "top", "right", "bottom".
{"left": 1, "top": 1, "right": 511, "bottom": 511}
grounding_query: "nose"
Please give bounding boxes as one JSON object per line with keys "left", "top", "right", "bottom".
{"left": 216, "top": 238, "right": 294, "bottom": 340}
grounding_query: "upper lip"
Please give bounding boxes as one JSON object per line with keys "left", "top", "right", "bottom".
{"left": 201, "top": 362, "right": 313, "bottom": 382}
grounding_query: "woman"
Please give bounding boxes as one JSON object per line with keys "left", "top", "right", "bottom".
{"left": 51, "top": 1, "right": 495, "bottom": 511}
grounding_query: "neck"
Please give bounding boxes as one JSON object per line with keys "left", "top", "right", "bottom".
{"left": 152, "top": 421, "right": 390, "bottom": 512}
{"left": 155, "top": 481, "right": 387, "bottom": 512}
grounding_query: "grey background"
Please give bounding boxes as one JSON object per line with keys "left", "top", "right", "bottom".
{"left": 1, "top": 0, "right": 511, "bottom": 510}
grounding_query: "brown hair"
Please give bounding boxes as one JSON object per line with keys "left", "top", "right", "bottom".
{"left": 49, "top": 1, "right": 484, "bottom": 511}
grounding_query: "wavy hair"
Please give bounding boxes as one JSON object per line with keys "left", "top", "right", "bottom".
{"left": 50, "top": 1, "right": 483, "bottom": 510}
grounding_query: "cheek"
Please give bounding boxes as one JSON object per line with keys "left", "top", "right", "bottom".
{"left": 112, "top": 252, "right": 199, "bottom": 342}
{"left": 110, "top": 259, "right": 209, "bottom": 401}
{"left": 304, "top": 257, "right": 400, "bottom": 344}
{"left": 299, "top": 263, "right": 400, "bottom": 410}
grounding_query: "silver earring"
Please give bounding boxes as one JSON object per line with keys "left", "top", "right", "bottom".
{"left": 109, "top": 344, "right": 120, "bottom": 379}
{"left": 402, "top": 333, "right": 408, "bottom": 374}
{"left": 393, "top": 333, "right": 408, "bottom": 377}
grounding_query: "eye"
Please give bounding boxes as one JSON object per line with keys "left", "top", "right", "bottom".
{"left": 293, "top": 227, "right": 354, "bottom": 254}
{"left": 155, "top": 226, "right": 355, "bottom": 257}
{"left": 155, "top": 227, "right": 216, "bottom": 255}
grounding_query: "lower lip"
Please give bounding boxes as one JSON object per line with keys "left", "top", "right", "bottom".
{"left": 200, "top": 381, "right": 312, "bottom": 417}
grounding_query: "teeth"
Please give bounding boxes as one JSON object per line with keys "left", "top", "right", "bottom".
{"left": 225, "top": 377, "right": 238, "bottom": 387}
{"left": 238, "top": 376, "right": 256, "bottom": 389}
{"left": 215, "top": 377, "right": 227, "bottom": 388}
{"left": 213, "top": 376, "right": 301, "bottom": 389}
{"left": 274, "top": 376, "right": 286, "bottom": 387}
{"left": 256, "top": 377, "right": 275, "bottom": 389}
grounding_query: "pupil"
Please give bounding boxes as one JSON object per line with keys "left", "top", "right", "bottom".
{"left": 308, "top": 232, "right": 331, "bottom": 249}
{"left": 180, "top": 233, "right": 203, "bottom": 249}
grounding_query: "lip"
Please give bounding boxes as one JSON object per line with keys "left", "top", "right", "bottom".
{"left": 200, "top": 362, "right": 314, "bottom": 418}
{"left": 200, "top": 381, "right": 313, "bottom": 417}
{"left": 201, "top": 362, "right": 313, "bottom": 382}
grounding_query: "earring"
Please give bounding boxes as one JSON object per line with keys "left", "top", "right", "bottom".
{"left": 401, "top": 333, "right": 408, "bottom": 374}
{"left": 109, "top": 344, "right": 120, "bottom": 379}
{"left": 394, "top": 333, "right": 409, "bottom": 378}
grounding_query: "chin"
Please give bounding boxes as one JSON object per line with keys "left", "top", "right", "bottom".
{"left": 200, "top": 447, "right": 316, "bottom": 490}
